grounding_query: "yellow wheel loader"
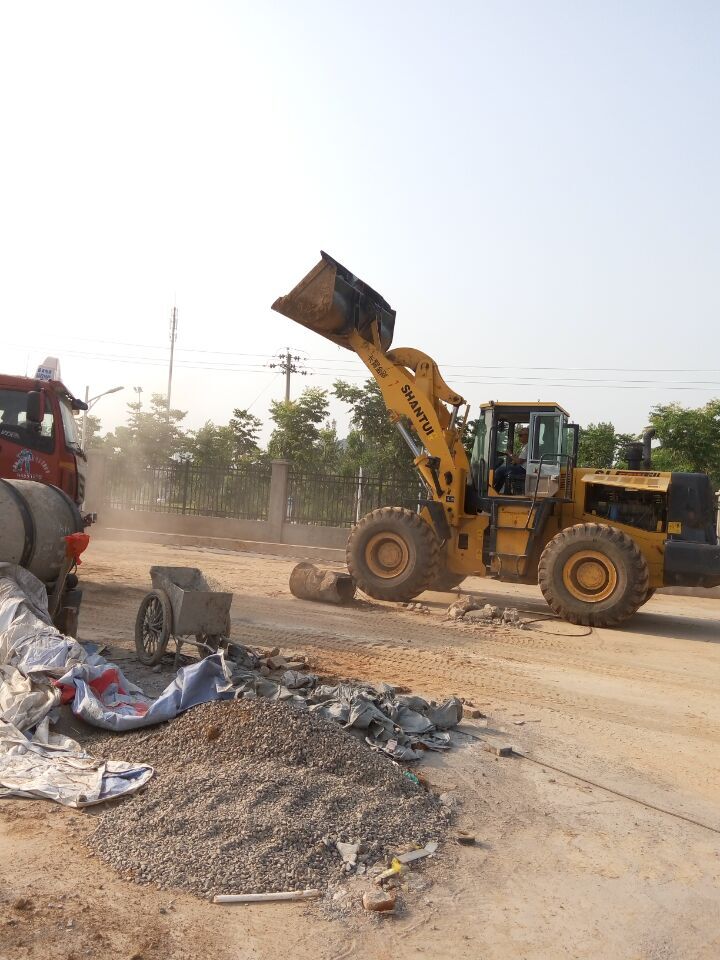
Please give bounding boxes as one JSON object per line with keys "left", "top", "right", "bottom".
{"left": 272, "top": 252, "right": 720, "bottom": 627}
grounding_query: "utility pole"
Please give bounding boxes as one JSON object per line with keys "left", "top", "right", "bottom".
{"left": 269, "top": 348, "right": 307, "bottom": 402}
{"left": 167, "top": 306, "right": 178, "bottom": 417}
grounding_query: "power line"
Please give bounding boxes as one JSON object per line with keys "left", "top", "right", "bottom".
{"left": 7, "top": 342, "right": 720, "bottom": 390}
{"left": 12, "top": 338, "right": 720, "bottom": 374}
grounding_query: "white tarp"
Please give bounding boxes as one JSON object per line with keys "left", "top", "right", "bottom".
{"left": 0, "top": 565, "right": 232, "bottom": 806}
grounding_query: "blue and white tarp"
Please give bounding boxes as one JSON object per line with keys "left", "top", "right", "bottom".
{"left": 0, "top": 565, "right": 231, "bottom": 807}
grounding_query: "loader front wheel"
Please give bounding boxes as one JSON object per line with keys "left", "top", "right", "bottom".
{"left": 347, "top": 507, "right": 440, "bottom": 602}
{"left": 538, "top": 523, "right": 649, "bottom": 627}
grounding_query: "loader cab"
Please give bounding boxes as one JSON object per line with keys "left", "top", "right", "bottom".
{"left": 470, "top": 402, "right": 578, "bottom": 501}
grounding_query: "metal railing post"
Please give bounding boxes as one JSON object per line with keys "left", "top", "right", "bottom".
{"left": 181, "top": 460, "right": 191, "bottom": 515}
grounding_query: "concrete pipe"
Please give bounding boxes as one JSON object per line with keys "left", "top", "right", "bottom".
{"left": 289, "top": 562, "right": 356, "bottom": 605}
{"left": 0, "top": 478, "right": 84, "bottom": 583}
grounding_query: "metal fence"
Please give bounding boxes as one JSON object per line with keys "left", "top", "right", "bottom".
{"left": 286, "top": 471, "right": 422, "bottom": 527}
{"left": 107, "top": 461, "right": 272, "bottom": 520}
{"left": 105, "top": 460, "right": 422, "bottom": 527}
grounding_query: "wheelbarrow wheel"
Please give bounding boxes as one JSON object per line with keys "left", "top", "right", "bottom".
{"left": 135, "top": 589, "right": 172, "bottom": 665}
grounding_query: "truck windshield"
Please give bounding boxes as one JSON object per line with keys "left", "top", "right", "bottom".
{"left": 0, "top": 387, "right": 55, "bottom": 452}
{"left": 59, "top": 397, "right": 81, "bottom": 450}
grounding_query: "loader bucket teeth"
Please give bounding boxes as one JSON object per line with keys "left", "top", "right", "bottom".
{"left": 271, "top": 250, "right": 395, "bottom": 352}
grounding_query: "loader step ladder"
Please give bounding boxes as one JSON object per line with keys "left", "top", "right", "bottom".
{"left": 485, "top": 497, "right": 554, "bottom": 581}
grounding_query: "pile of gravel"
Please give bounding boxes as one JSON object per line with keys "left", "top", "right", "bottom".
{"left": 87, "top": 699, "right": 449, "bottom": 897}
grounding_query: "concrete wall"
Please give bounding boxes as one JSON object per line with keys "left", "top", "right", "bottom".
{"left": 95, "top": 507, "right": 350, "bottom": 551}
{"left": 85, "top": 453, "right": 350, "bottom": 551}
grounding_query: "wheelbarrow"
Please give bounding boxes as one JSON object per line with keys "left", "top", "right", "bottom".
{"left": 134, "top": 566, "right": 233, "bottom": 666}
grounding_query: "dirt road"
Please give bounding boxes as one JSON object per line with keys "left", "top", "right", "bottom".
{"left": 2, "top": 536, "right": 719, "bottom": 960}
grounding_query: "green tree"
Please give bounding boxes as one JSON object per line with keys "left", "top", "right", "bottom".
{"left": 228, "top": 408, "right": 264, "bottom": 463}
{"left": 577, "top": 422, "right": 621, "bottom": 469}
{"left": 649, "top": 399, "right": 720, "bottom": 486}
{"left": 333, "top": 379, "right": 416, "bottom": 481}
{"left": 267, "top": 387, "right": 333, "bottom": 469}
{"left": 183, "top": 421, "right": 236, "bottom": 468}
{"left": 104, "top": 394, "right": 187, "bottom": 467}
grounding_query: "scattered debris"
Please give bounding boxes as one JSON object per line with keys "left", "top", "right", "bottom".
{"left": 396, "top": 841, "right": 438, "bottom": 864}
{"left": 454, "top": 831, "right": 476, "bottom": 846}
{"left": 228, "top": 654, "right": 464, "bottom": 761}
{"left": 336, "top": 841, "right": 360, "bottom": 867}
{"left": 404, "top": 602, "right": 430, "bottom": 614}
{"left": 375, "top": 859, "right": 403, "bottom": 884}
{"left": 289, "top": 563, "right": 356, "bottom": 605}
{"left": 362, "top": 889, "right": 396, "bottom": 913}
{"left": 88, "top": 699, "right": 450, "bottom": 897}
{"left": 214, "top": 890, "right": 321, "bottom": 905}
{"left": 446, "top": 596, "right": 479, "bottom": 620}
{"left": 464, "top": 604, "right": 499, "bottom": 622}
{"left": 447, "top": 599, "right": 525, "bottom": 627}
{"left": 484, "top": 745, "right": 514, "bottom": 758}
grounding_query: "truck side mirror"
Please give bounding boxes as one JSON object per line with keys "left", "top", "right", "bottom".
{"left": 26, "top": 391, "right": 45, "bottom": 424}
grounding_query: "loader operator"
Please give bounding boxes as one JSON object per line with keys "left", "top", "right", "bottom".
{"left": 493, "top": 426, "right": 529, "bottom": 493}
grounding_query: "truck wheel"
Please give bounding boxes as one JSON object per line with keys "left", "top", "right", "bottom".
{"left": 538, "top": 523, "right": 649, "bottom": 627}
{"left": 347, "top": 507, "right": 440, "bottom": 602}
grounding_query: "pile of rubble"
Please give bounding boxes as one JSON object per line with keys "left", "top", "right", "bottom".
{"left": 446, "top": 596, "right": 522, "bottom": 625}
{"left": 88, "top": 699, "right": 450, "bottom": 898}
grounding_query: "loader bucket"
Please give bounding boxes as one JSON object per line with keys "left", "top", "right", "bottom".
{"left": 271, "top": 251, "right": 395, "bottom": 352}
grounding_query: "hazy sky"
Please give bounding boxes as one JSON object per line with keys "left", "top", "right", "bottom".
{"left": 1, "top": 1, "right": 718, "bottom": 442}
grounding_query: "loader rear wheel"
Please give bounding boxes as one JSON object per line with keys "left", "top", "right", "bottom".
{"left": 347, "top": 507, "right": 440, "bottom": 602}
{"left": 538, "top": 523, "right": 649, "bottom": 627}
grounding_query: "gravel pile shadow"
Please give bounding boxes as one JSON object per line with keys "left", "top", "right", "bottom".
{"left": 87, "top": 699, "right": 450, "bottom": 897}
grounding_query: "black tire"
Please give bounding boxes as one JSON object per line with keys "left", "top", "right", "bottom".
{"left": 538, "top": 523, "right": 649, "bottom": 627}
{"left": 640, "top": 587, "right": 656, "bottom": 606}
{"left": 347, "top": 506, "right": 441, "bottom": 602}
{"left": 135, "top": 589, "right": 172, "bottom": 665}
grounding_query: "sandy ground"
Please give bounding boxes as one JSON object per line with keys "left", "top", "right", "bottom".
{"left": 2, "top": 535, "right": 720, "bottom": 960}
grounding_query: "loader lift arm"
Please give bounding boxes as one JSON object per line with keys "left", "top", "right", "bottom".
{"left": 272, "top": 251, "right": 474, "bottom": 528}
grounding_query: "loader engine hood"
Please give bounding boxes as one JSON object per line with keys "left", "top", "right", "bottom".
{"left": 271, "top": 251, "right": 396, "bottom": 352}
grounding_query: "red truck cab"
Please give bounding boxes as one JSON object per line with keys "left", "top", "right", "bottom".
{"left": 0, "top": 368, "right": 88, "bottom": 506}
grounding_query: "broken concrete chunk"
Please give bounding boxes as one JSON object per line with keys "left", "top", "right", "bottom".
{"left": 362, "top": 889, "right": 396, "bottom": 913}
{"left": 336, "top": 841, "right": 359, "bottom": 866}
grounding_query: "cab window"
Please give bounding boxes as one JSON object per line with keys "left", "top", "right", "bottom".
{"left": 531, "top": 415, "right": 561, "bottom": 466}
{"left": 0, "top": 388, "right": 55, "bottom": 453}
